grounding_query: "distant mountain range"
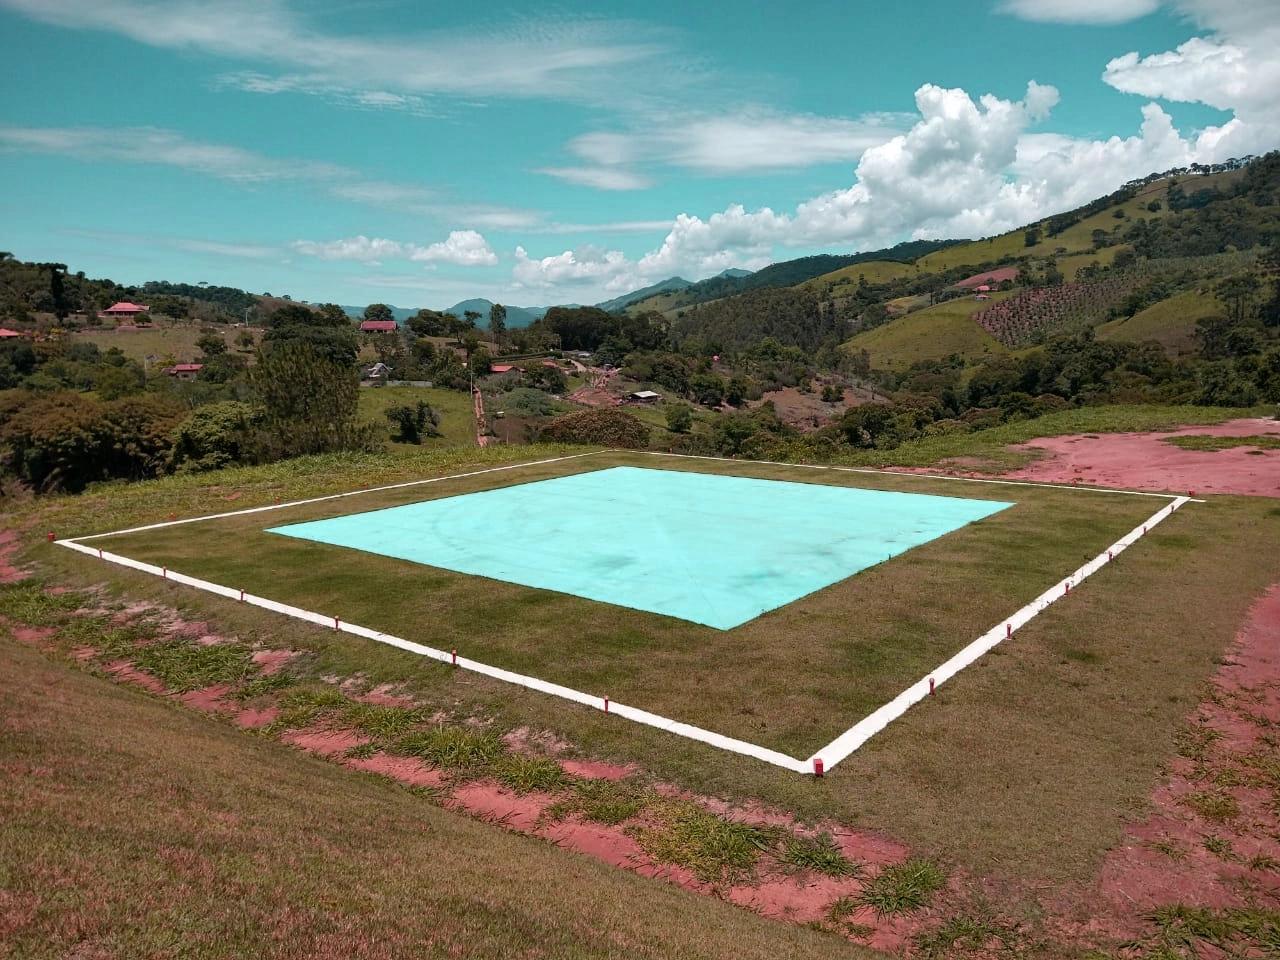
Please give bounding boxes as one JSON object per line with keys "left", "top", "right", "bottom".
{"left": 594, "top": 268, "right": 754, "bottom": 313}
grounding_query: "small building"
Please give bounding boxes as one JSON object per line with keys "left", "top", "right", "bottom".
{"left": 163, "top": 363, "right": 204, "bottom": 381}
{"left": 363, "top": 361, "right": 392, "bottom": 383}
{"left": 629, "top": 389, "right": 661, "bottom": 403}
{"left": 99, "top": 301, "right": 150, "bottom": 319}
{"left": 489, "top": 363, "right": 518, "bottom": 374}
{"left": 0, "top": 327, "right": 25, "bottom": 339}
{"left": 359, "top": 320, "right": 398, "bottom": 333}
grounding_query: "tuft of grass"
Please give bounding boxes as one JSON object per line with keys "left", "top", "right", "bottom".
{"left": 394, "top": 726, "right": 507, "bottom": 773}
{"left": 914, "top": 914, "right": 1020, "bottom": 958}
{"left": 131, "top": 638, "right": 253, "bottom": 692}
{"left": 344, "top": 742, "right": 378, "bottom": 760}
{"left": 777, "top": 832, "right": 860, "bottom": 878}
{"left": 342, "top": 703, "right": 427, "bottom": 740}
{"left": 545, "top": 778, "right": 650, "bottom": 826}
{"left": 1249, "top": 853, "right": 1280, "bottom": 873}
{"left": 268, "top": 686, "right": 350, "bottom": 730}
{"left": 633, "top": 801, "right": 777, "bottom": 884}
{"left": 0, "top": 583, "right": 82, "bottom": 626}
{"left": 1174, "top": 725, "right": 1222, "bottom": 762}
{"left": 233, "top": 671, "right": 296, "bottom": 701}
{"left": 1164, "top": 434, "right": 1280, "bottom": 452}
{"left": 1202, "top": 835, "right": 1238, "bottom": 861}
{"left": 859, "top": 859, "right": 948, "bottom": 917}
{"left": 493, "top": 754, "right": 569, "bottom": 794}
{"left": 1148, "top": 839, "right": 1187, "bottom": 861}
{"left": 1134, "top": 904, "right": 1280, "bottom": 957}
{"left": 1181, "top": 790, "right": 1240, "bottom": 823}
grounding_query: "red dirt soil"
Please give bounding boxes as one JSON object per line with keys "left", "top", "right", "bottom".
{"left": 1003, "top": 417, "right": 1280, "bottom": 496}
{"left": 1094, "top": 582, "right": 1280, "bottom": 922}
{"left": 0, "top": 529, "right": 30, "bottom": 583}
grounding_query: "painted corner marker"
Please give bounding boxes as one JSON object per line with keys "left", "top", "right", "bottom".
{"left": 807, "top": 495, "right": 1190, "bottom": 774}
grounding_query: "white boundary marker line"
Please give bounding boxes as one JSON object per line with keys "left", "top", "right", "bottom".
{"left": 809, "top": 495, "right": 1191, "bottom": 773}
{"left": 639, "top": 450, "right": 1206, "bottom": 502}
{"left": 67, "top": 450, "right": 607, "bottom": 542}
{"left": 53, "top": 540, "right": 810, "bottom": 774}
{"left": 52, "top": 450, "right": 1194, "bottom": 777}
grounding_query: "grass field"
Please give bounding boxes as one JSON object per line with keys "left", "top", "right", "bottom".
{"left": 0, "top": 637, "right": 873, "bottom": 960}
{"left": 801, "top": 260, "right": 922, "bottom": 291}
{"left": 356, "top": 384, "right": 476, "bottom": 448}
{"left": 76, "top": 323, "right": 261, "bottom": 363}
{"left": 843, "top": 294, "right": 1010, "bottom": 371}
{"left": 16, "top": 403, "right": 1279, "bottom": 894}
{"left": 1097, "top": 288, "right": 1219, "bottom": 355}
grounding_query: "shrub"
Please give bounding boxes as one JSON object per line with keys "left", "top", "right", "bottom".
{"left": 0, "top": 391, "right": 184, "bottom": 492}
{"left": 168, "top": 401, "right": 263, "bottom": 473}
{"left": 540, "top": 408, "right": 650, "bottom": 448}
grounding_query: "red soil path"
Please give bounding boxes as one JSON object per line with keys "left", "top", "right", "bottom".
{"left": 1003, "top": 417, "right": 1280, "bottom": 496}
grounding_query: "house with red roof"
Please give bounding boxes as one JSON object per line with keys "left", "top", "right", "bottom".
{"left": 99, "top": 301, "right": 150, "bottom": 319}
{"left": 0, "top": 327, "right": 26, "bottom": 339}
{"left": 163, "top": 363, "right": 203, "bottom": 381}
{"left": 359, "top": 319, "right": 398, "bottom": 333}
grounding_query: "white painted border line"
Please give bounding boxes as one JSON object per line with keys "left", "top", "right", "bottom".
{"left": 68, "top": 450, "right": 607, "bottom": 542}
{"left": 53, "top": 450, "right": 1194, "bottom": 777}
{"left": 638, "top": 450, "right": 1206, "bottom": 502}
{"left": 809, "top": 495, "right": 1191, "bottom": 772}
{"left": 55, "top": 540, "right": 811, "bottom": 774}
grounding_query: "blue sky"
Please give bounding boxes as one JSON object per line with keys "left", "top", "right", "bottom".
{"left": 2, "top": 0, "right": 1277, "bottom": 308}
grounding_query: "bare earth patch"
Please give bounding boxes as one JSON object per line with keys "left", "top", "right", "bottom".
{"left": 1002, "top": 417, "right": 1280, "bottom": 496}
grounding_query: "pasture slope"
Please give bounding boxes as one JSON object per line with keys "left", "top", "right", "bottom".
{"left": 3, "top": 404, "right": 1280, "bottom": 958}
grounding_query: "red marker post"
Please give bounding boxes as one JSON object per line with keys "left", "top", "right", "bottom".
{"left": 928, "top": 677, "right": 935, "bottom": 696}
{"left": 813, "top": 758, "right": 824, "bottom": 777}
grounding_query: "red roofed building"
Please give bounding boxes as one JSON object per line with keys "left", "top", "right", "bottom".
{"left": 956, "top": 267, "right": 1018, "bottom": 290}
{"left": 359, "top": 320, "right": 398, "bottom": 333}
{"left": 99, "top": 301, "right": 150, "bottom": 319}
{"left": 164, "top": 363, "right": 204, "bottom": 381}
{"left": 0, "top": 327, "right": 25, "bottom": 339}
{"left": 489, "top": 363, "right": 517, "bottom": 374}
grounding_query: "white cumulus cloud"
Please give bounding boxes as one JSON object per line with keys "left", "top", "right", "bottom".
{"left": 292, "top": 231, "right": 497, "bottom": 267}
{"left": 408, "top": 230, "right": 498, "bottom": 267}
{"left": 998, "top": 0, "right": 1159, "bottom": 24}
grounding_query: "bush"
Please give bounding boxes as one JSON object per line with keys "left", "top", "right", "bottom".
{"left": 168, "top": 401, "right": 264, "bottom": 473}
{"left": 0, "top": 391, "right": 184, "bottom": 492}
{"left": 385, "top": 401, "right": 440, "bottom": 444}
{"left": 665, "top": 403, "right": 693, "bottom": 433}
{"left": 540, "top": 408, "right": 650, "bottom": 448}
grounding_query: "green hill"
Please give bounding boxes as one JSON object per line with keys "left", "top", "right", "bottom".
{"left": 843, "top": 294, "right": 1011, "bottom": 372}
{"left": 1096, "top": 288, "right": 1220, "bottom": 356}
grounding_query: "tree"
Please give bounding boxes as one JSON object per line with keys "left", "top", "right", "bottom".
{"left": 385, "top": 401, "right": 440, "bottom": 443}
{"left": 488, "top": 303, "right": 507, "bottom": 348}
{"left": 689, "top": 372, "right": 725, "bottom": 407}
{"left": 195, "top": 332, "right": 228, "bottom": 357}
{"left": 235, "top": 330, "right": 256, "bottom": 351}
{"left": 1216, "top": 273, "right": 1262, "bottom": 324}
{"left": 1024, "top": 228, "right": 1040, "bottom": 247}
{"left": 250, "top": 341, "right": 377, "bottom": 459}
{"left": 665, "top": 403, "right": 692, "bottom": 433}
{"left": 168, "top": 401, "right": 263, "bottom": 472}
{"left": 261, "top": 304, "right": 357, "bottom": 367}
{"left": 541, "top": 408, "right": 650, "bottom": 448}
{"left": 463, "top": 310, "right": 481, "bottom": 330}
{"left": 363, "top": 303, "right": 395, "bottom": 324}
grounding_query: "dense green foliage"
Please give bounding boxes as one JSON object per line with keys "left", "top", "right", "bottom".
{"left": 540, "top": 408, "right": 651, "bottom": 448}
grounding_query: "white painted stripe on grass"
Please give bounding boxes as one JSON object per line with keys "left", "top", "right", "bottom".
{"left": 54, "top": 539, "right": 812, "bottom": 774}
{"left": 54, "top": 452, "right": 1194, "bottom": 777}
{"left": 807, "top": 496, "right": 1191, "bottom": 772}
{"left": 67, "top": 451, "right": 606, "bottom": 543}
{"left": 638, "top": 450, "right": 1203, "bottom": 501}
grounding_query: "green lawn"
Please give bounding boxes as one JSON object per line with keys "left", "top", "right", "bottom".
{"left": 15, "top": 403, "right": 1279, "bottom": 891}
{"left": 0, "top": 637, "right": 874, "bottom": 960}
{"left": 76, "top": 323, "right": 261, "bottom": 364}
{"left": 77, "top": 453, "right": 1159, "bottom": 758}
{"left": 357, "top": 384, "right": 476, "bottom": 448}
{"left": 843, "top": 294, "right": 1010, "bottom": 371}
